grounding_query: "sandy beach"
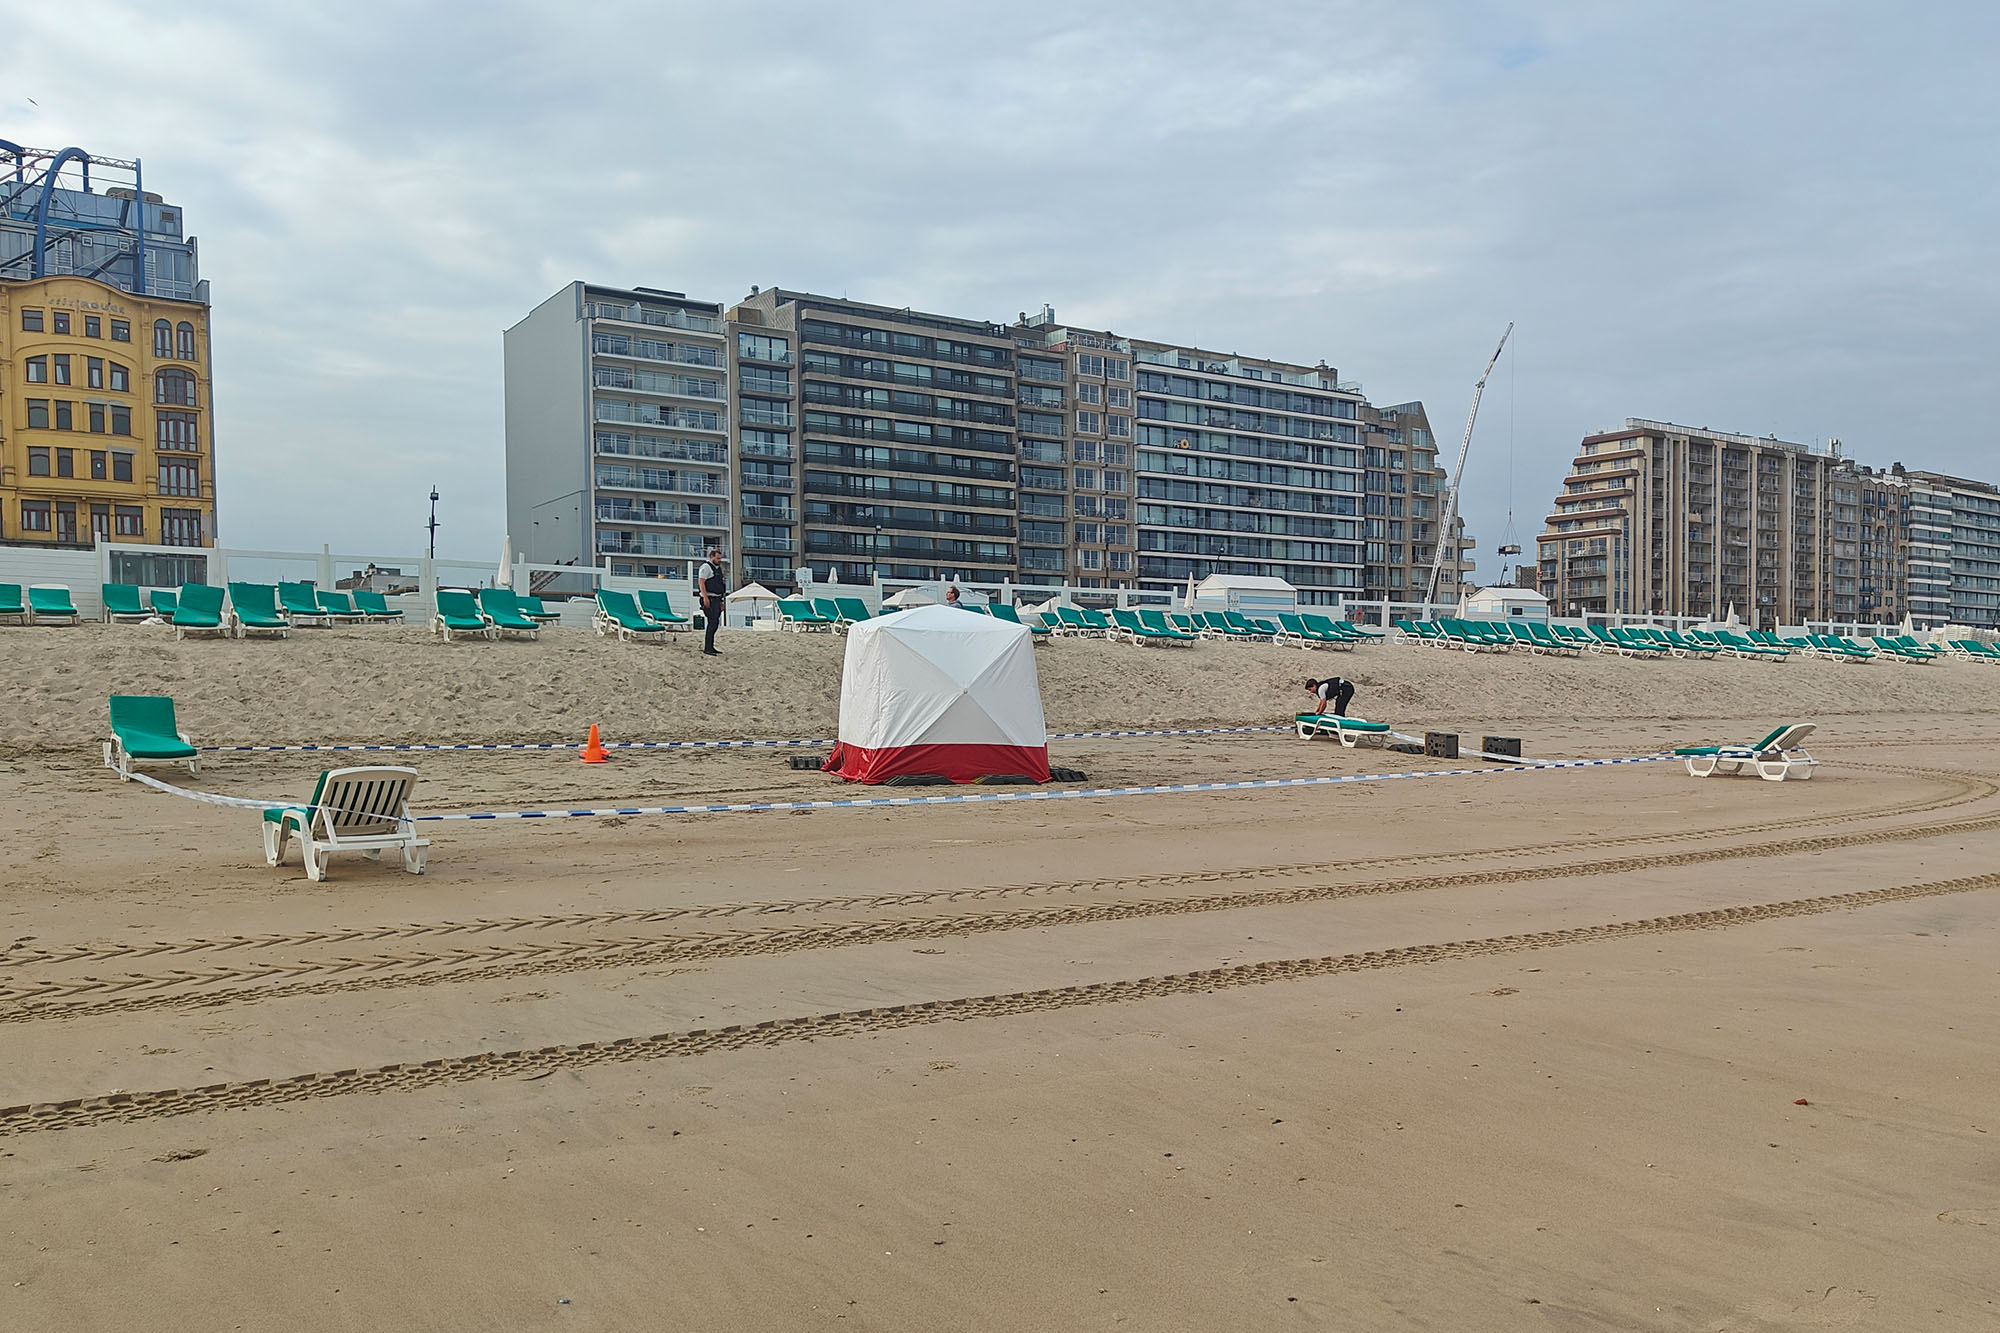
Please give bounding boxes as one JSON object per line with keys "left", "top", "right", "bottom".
{"left": 2, "top": 623, "right": 1998, "bottom": 1329}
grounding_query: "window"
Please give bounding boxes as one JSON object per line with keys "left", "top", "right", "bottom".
{"left": 56, "top": 448, "right": 74, "bottom": 477}
{"left": 1106, "top": 358, "right": 1129, "bottom": 381}
{"left": 1079, "top": 548, "right": 1102, "bottom": 570}
{"left": 21, "top": 309, "right": 43, "bottom": 332}
{"left": 158, "top": 411, "right": 200, "bottom": 451}
{"left": 1076, "top": 411, "right": 1101, "bottom": 434}
{"left": 1077, "top": 383, "right": 1101, "bottom": 405}
{"left": 176, "top": 322, "right": 196, "bottom": 360}
{"left": 21, "top": 501, "right": 51, "bottom": 532}
{"left": 1108, "top": 551, "right": 1131, "bottom": 572}
{"left": 1106, "top": 387, "right": 1130, "bottom": 409}
{"left": 112, "top": 452, "right": 134, "bottom": 482}
{"left": 1107, "top": 415, "right": 1131, "bottom": 438}
{"left": 154, "top": 320, "right": 173, "bottom": 357}
{"left": 85, "top": 315, "right": 101, "bottom": 338}
{"left": 91, "top": 504, "right": 110, "bottom": 542}
{"left": 1104, "top": 525, "right": 1127, "bottom": 545}
{"left": 27, "top": 399, "right": 49, "bottom": 429}
{"left": 54, "top": 401, "right": 72, "bottom": 430}
{"left": 84, "top": 357, "right": 104, "bottom": 389}
{"left": 159, "top": 459, "right": 200, "bottom": 497}
{"left": 156, "top": 368, "right": 197, "bottom": 406}
{"left": 90, "top": 450, "right": 107, "bottom": 479}
{"left": 111, "top": 406, "right": 131, "bottom": 436}
{"left": 89, "top": 404, "right": 105, "bottom": 433}
{"left": 52, "top": 354, "right": 70, "bottom": 385}
{"left": 115, "top": 506, "right": 143, "bottom": 537}
{"left": 736, "top": 332, "right": 791, "bottom": 364}
{"left": 28, "top": 447, "right": 50, "bottom": 476}
{"left": 51, "top": 311, "right": 69, "bottom": 334}
{"left": 1076, "top": 354, "right": 1104, "bottom": 377}
{"left": 161, "top": 508, "right": 203, "bottom": 546}
{"left": 110, "top": 319, "right": 130, "bottom": 342}
{"left": 1074, "top": 467, "right": 1099, "bottom": 491}
{"left": 109, "top": 362, "right": 129, "bottom": 392}
{"left": 24, "top": 356, "right": 46, "bottom": 382}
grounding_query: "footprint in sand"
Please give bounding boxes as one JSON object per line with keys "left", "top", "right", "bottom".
{"left": 1738, "top": 1286, "right": 1878, "bottom": 1327}
{"left": 1938, "top": 1208, "right": 1992, "bottom": 1226}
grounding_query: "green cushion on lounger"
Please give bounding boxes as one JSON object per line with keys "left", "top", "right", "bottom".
{"left": 1295, "top": 714, "right": 1390, "bottom": 732}
{"left": 108, "top": 695, "right": 199, "bottom": 759}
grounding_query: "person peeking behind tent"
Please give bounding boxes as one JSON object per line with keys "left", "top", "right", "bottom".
{"left": 945, "top": 585, "right": 964, "bottom": 607}
{"left": 1304, "top": 676, "right": 1354, "bottom": 718}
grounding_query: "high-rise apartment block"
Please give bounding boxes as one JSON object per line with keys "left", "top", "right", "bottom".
{"left": 2, "top": 144, "right": 215, "bottom": 565}
{"left": 1537, "top": 418, "right": 1999, "bottom": 629}
{"left": 506, "top": 282, "right": 1472, "bottom": 603}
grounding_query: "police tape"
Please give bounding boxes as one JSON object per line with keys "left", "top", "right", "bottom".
{"left": 196, "top": 725, "right": 1294, "bottom": 754}
{"left": 122, "top": 753, "right": 1681, "bottom": 823}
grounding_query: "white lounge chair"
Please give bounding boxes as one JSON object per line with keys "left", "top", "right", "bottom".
{"left": 1294, "top": 713, "right": 1393, "bottom": 748}
{"left": 1674, "top": 723, "right": 1817, "bottom": 782}
{"left": 262, "top": 765, "right": 429, "bottom": 881}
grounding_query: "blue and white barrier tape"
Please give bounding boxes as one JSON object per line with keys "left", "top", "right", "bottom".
{"left": 196, "top": 725, "right": 1293, "bottom": 754}
{"left": 124, "top": 753, "right": 1678, "bottom": 824}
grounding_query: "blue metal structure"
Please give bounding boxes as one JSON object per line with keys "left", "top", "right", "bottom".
{"left": 0, "top": 141, "right": 158, "bottom": 298}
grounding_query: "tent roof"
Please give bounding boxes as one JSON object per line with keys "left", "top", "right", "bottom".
{"left": 726, "top": 582, "right": 781, "bottom": 601}
{"left": 1194, "top": 574, "right": 1295, "bottom": 594}
{"left": 1467, "top": 586, "right": 1549, "bottom": 603}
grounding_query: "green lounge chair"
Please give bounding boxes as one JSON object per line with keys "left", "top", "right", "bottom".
{"left": 1807, "top": 633, "right": 1873, "bottom": 662}
{"left": 1309, "top": 613, "right": 1381, "bottom": 641}
{"left": 634, "top": 588, "right": 690, "bottom": 628}
{"left": 1948, "top": 639, "right": 2000, "bottom": 664}
{"left": 278, "top": 581, "right": 332, "bottom": 627}
{"left": 1871, "top": 635, "right": 1937, "bottom": 663}
{"left": 594, "top": 589, "right": 667, "bottom": 642}
{"left": 1222, "top": 611, "right": 1280, "bottom": 640}
{"left": 833, "top": 597, "right": 875, "bottom": 625}
{"left": 1135, "top": 608, "right": 1197, "bottom": 642}
{"left": 314, "top": 590, "right": 369, "bottom": 624}
{"left": 102, "top": 583, "right": 153, "bottom": 623}
{"left": 0, "top": 583, "right": 25, "bottom": 625}
{"left": 1165, "top": 611, "right": 1215, "bottom": 638}
{"left": 351, "top": 589, "right": 405, "bottom": 621}
{"left": 1195, "top": 611, "right": 1257, "bottom": 640}
{"left": 776, "top": 597, "right": 837, "bottom": 631}
{"left": 478, "top": 588, "right": 541, "bottom": 639}
{"left": 165, "top": 584, "right": 228, "bottom": 640}
{"left": 1673, "top": 723, "right": 1817, "bottom": 782}
{"left": 1891, "top": 635, "right": 1944, "bottom": 659}
{"left": 515, "top": 594, "right": 558, "bottom": 624}
{"left": 262, "top": 765, "right": 428, "bottom": 881}
{"left": 105, "top": 694, "right": 199, "bottom": 779}
{"left": 1111, "top": 607, "right": 1195, "bottom": 645}
{"left": 989, "top": 602, "right": 1052, "bottom": 638}
{"left": 811, "top": 597, "right": 852, "bottom": 629}
{"left": 433, "top": 589, "right": 499, "bottom": 643}
{"left": 147, "top": 588, "right": 179, "bottom": 617}
{"left": 226, "top": 582, "right": 291, "bottom": 639}
{"left": 1712, "top": 629, "right": 1786, "bottom": 660}
{"left": 1276, "top": 612, "right": 1347, "bottom": 650}
{"left": 1047, "top": 606, "right": 1097, "bottom": 637}
{"left": 27, "top": 585, "right": 80, "bottom": 625}
{"left": 1295, "top": 713, "right": 1392, "bottom": 747}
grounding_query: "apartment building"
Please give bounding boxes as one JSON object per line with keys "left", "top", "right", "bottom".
{"left": 1355, "top": 400, "right": 1473, "bottom": 601}
{"left": 2, "top": 145, "right": 214, "bottom": 569}
{"left": 724, "top": 298, "right": 799, "bottom": 591}
{"left": 1538, "top": 420, "right": 1837, "bottom": 625}
{"left": 736, "top": 288, "right": 1018, "bottom": 587}
{"left": 504, "top": 283, "right": 731, "bottom": 582}
{"left": 1908, "top": 470, "right": 2000, "bottom": 628}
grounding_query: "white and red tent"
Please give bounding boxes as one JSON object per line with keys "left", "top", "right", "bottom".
{"left": 822, "top": 605, "right": 1050, "bottom": 784}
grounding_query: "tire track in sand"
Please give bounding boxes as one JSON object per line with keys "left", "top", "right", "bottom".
{"left": 4, "top": 870, "right": 1993, "bottom": 1137}
{"left": 7, "top": 762, "right": 1989, "bottom": 972}
{"left": 7, "top": 805, "right": 2000, "bottom": 1023}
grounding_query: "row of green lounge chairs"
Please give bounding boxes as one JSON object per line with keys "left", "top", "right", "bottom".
{"left": 0, "top": 583, "right": 82, "bottom": 624}
{"left": 94, "top": 581, "right": 418, "bottom": 640}
{"left": 589, "top": 588, "right": 696, "bottom": 643}
{"left": 1042, "top": 605, "right": 1382, "bottom": 649}
{"left": 1394, "top": 617, "right": 1978, "bottom": 665}
{"left": 776, "top": 596, "right": 879, "bottom": 632}
{"left": 432, "top": 588, "right": 565, "bottom": 642}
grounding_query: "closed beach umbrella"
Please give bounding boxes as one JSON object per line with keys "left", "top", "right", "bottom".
{"left": 822, "top": 604, "right": 1049, "bottom": 784}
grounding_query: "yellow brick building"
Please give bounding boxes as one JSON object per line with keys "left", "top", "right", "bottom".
{"left": 0, "top": 274, "right": 214, "bottom": 550}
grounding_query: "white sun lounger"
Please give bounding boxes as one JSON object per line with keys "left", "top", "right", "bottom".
{"left": 262, "top": 765, "right": 429, "bottom": 881}
{"left": 1674, "top": 723, "right": 1817, "bottom": 782}
{"left": 1294, "top": 713, "right": 1393, "bottom": 748}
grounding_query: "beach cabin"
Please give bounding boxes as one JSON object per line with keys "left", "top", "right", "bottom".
{"left": 1463, "top": 586, "right": 1550, "bottom": 623}
{"left": 1188, "top": 574, "right": 1297, "bottom": 619}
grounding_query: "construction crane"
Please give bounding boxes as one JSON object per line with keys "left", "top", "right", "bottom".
{"left": 1426, "top": 322, "right": 1514, "bottom": 606}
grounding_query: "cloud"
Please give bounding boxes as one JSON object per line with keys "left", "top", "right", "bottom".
{"left": 3, "top": 0, "right": 1996, "bottom": 582}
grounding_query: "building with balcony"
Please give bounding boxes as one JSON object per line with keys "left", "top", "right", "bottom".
{"left": 1538, "top": 420, "right": 1841, "bottom": 626}
{"left": 736, "top": 288, "right": 1018, "bottom": 586}
{"left": 505, "top": 282, "right": 731, "bottom": 582}
{"left": 1, "top": 146, "right": 214, "bottom": 569}
{"left": 724, "top": 296, "right": 800, "bottom": 591}
{"left": 1906, "top": 469, "right": 2000, "bottom": 629}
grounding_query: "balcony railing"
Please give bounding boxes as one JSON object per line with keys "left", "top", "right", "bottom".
{"left": 586, "top": 302, "right": 720, "bottom": 334}
{"left": 595, "top": 466, "right": 727, "bottom": 498}
{"left": 742, "top": 502, "right": 796, "bottom": 522}
{"left": 739, "top": 438, "right": 794, "bottom": 460}
{"left": 741, "top": 534, "right": 795, "bottom": 553}
{"left": 740, "top": 404, "right": 795, "bottom": 428}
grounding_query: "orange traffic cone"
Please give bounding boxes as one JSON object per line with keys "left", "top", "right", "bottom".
{"left": 579, "top": 724, "right": 610, "bottom": 764}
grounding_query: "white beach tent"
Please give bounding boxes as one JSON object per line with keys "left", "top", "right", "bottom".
{"left": 822, "top": 604, "right": 1050, "bottom": 784}
{"left": 726, "top": 581, "right": 781, "bottom": 626}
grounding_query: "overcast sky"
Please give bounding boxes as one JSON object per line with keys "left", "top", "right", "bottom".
{"left": 7, "top": 1, "right": 1997, "bottom": 580}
